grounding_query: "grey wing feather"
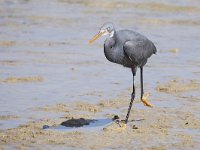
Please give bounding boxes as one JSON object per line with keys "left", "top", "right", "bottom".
{"left": 123, "top": 40, "right": 156, "bottom": 67}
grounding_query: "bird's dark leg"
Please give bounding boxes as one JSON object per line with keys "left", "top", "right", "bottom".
{"left": 140, "top": 67, "right": 144, "bottom": 100}
{"left": 140, "top": 67, "right": 153, "bottom": 107}
{"left": 125, "top": 68, "right": 136, "bottom": 124}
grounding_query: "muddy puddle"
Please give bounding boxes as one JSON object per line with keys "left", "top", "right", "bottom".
{"left": 43, "top": 118, "right": 114, "bottom": 132}
{"left": 0, "top": 0, "right": 200, "bottom": 149}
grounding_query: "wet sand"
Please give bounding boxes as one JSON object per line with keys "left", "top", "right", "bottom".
{"left": 0, "top": 0, "right": 200, "bottom": 149}
{"left": 1, "top": 79, "right": 200, "bottom": 149}
{"left": 1, "top": 81, "right": 200, "bottom": 149}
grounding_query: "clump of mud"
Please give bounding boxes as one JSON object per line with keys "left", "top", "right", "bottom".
{"left": 0, "top": 115, "right": 19, "bottom": 120}
{"left": 0, "top": 76, "right": 44, "bottom": 83}
{"left": 0, "top": 60, "right": 22, "bottom": 66}
{"left": 169, "top": 48, "right": 180, "bottom": 53}
{"left": 75, "top": 102, "right": 101, "bottom": 113}
{"left": 156, "top": 79, "right": 200, "bottom": 93}
{"left": 0, "top": 41, "right": 16, "bottom": 46}
{"left": 35, "top": 103, "right": 70, "bottom": 113}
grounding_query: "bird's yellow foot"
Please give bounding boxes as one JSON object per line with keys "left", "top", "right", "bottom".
{"left": 141, "top": 93, "right": 154, "bottom": 107}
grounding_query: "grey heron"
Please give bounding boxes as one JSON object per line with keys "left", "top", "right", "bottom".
{"left": 89, "top": 23, "right": 157, "bottom": 124}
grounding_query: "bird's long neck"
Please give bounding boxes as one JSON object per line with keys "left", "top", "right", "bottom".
{"left": 109, "top": 30, "right": 115, "bottom": 38}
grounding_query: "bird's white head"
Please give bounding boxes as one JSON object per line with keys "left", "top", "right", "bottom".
{"left": 99, "top": 22, "right": 115, "bottom": 37}
{"left": 89, "top": 22, "right": 115, "bottom": 44}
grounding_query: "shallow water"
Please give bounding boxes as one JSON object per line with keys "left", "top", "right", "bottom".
{"left": 0, "top": 0, "right": 200, "bottom": 130}
{"left": 49, "top": 118, "right": 113, "bottom": 132}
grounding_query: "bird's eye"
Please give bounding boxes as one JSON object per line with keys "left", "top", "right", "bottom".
{"left": 107, "top": 27, "right": 110, "bottom": 31}
{"left": 111, "top": 46, "right": 113, "bottom": 49}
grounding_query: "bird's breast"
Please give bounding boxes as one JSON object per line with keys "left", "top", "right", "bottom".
{"left": 104, "top": 44, "right": 132, "bottom": 67}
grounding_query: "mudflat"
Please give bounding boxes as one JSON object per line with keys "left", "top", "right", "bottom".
{"left": 0, "top": 0, "right": 200, "bottom": 149}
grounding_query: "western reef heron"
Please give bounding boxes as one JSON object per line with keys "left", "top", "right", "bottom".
{"left": 89, "top": 23, "right": 157, "bottom": 124}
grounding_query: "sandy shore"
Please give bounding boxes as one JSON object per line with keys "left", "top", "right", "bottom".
{"left": 0, "top": 78, "right": 200, "bottom": 149}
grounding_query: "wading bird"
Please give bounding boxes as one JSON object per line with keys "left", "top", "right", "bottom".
{"left": 89, "top": 23, "right": 157, "bottom": 124}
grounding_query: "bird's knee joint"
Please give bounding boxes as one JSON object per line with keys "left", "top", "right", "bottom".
{"left": 131, "top": 93, "right": 135, "bottom": 100}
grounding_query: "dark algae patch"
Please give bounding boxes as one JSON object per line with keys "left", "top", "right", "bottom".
{"left": 60, "top": 118, "right": 97, "bottom": 127}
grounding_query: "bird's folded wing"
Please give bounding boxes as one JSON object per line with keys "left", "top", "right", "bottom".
{"left": 123, "top": 40, "right": 156, "bottom": 66}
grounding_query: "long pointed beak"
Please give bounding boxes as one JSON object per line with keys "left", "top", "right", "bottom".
{"left": 88, "top": 31, "right": 105, "bottom": 44}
